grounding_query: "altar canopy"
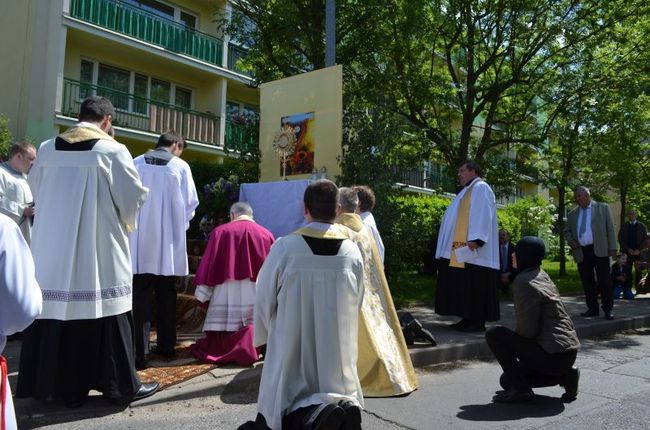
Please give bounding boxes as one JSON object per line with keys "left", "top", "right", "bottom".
{"left": 238, "top": 180, "right": 310, "bottom": 238}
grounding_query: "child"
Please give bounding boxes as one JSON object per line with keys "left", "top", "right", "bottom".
{"left": 611, "top": 253, "right": 633, "bottom": 299}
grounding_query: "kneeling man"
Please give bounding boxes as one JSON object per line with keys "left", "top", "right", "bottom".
{"left": 486, "top": 237, "right": 580, "bottom": 403}
{"left": 246, "top": 180, "right": 365, "bottom": 430}
{"left": 190, "top": 202, "right": 274, "bottom": 365}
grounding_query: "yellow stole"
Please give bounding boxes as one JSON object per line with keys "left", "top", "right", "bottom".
{"left": 449, "top": 180, "right": 478, "bottom": 268}
{"left": 293, "top": 223, "right": 348, "bottom": 240}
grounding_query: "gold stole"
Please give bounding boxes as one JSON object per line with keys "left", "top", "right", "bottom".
{"left": 449, "top": 180, "right": 477, "bottom": 268}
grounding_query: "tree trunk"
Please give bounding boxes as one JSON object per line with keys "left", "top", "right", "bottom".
{"left": 557, "top": 187, "right": 567, "bottom": 277}
{"left": 619, "top": 182, "right": 628, "bottom": 228}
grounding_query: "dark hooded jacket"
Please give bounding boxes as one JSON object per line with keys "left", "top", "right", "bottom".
{"left": 513, "top": 237, "right": 581, "bottom": 354}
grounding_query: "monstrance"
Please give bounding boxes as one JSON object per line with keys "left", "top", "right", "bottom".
{"left": 273, "top": 125, "right": 297, "bottom": 180}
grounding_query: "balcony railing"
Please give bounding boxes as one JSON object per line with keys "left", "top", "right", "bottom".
{"left": 69, "top": 0, "right": 224, "bottom": 68}
{"left": 225, "top": 120, "right": 258, "bottom": 154}
{"left": 394, "top": 164, "right": 456, "bottom": 193}
{"left": 62, "top": 78, "right": 221, "bottom": 146}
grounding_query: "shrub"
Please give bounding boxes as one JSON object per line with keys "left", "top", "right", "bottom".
{"left": 497, "top": 210, "right": 522, "bottom": 242}
{"left": 377, "top": 193, "right": 450, "bottom": 275}
{"left": 0, "top": 115, "right": 11, "bottom": 161}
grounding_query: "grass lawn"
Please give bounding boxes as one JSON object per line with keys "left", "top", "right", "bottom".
{"left": 389, "top": 259, "right": 583, "bottom": 308}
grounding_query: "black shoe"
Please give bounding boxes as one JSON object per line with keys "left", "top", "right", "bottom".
{"left": 338, "top": 400, "right": 362, "bottom": 430}
{"left": 304, "top": 403, "right": 345, "bottom": 430}
{"left": 561, "top": 367, "right": 580, "bottom": 402}
{"left": 150, "top": 346, "right": 176, "bottom": 358}
{"left": 604, "top": 311, "right": 614, "bottom": 320}
{"left": 132, "top": 382, "right": 160, "bottom": 402}
{"left": 492, "top": 388, "right": 535, "bottom": 403}
{"left": 406, "top": 318, "right": 437, "bottom": 346}
{"left": 64, "top": 395, "right": 88, "bottom": 408}
{"left": 458, "top": 323, "right": 486, "bottom": 333}
{"left": 449, "top": 318, "right": 471, "bottom": 329}
{"left": 580, "top": 310, "right": 599, "bottom": 317}
{"left": 499, "top": 373, "right": 512, "bottom": 391}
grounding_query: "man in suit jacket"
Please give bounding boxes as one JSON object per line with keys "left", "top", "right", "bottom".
{"left": 564, "top": 186, "right": 617, "bottom": 320}
{"left": 618, "top": 209, "right": 648, "bottom": 286}
{"left": 498, "top": 229, "right": 515, "bottom": 295}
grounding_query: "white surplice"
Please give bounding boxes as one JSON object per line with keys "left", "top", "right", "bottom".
{"left": 435, "top": 177, "right": 499, "bottom": 269}
{"left": 129, "top": 154, "right": 198, "bottom": 276}
{"left": 0, "top": 213, "right": 42, "bottom": 430}
{"left": 254, "top": 223, "right": 365, "bottom": 430}
{"left": 28, "top": 123, "right": 148, "bottom": 321}
{"left": 359, "top": 211, "right": 385, "bottom": 263}
{"left": 195, "top": 280, "right": 256, "bottom": 332}
{"left": 0, "top": 163, "right": 33, "bottom": 244}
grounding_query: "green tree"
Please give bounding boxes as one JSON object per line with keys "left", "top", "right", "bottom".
{"left": 0, "top": 115, "right": 11, "bottom": 161}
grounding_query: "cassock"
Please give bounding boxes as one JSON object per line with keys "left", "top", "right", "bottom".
{"left": 360, "top": 211, "right": 385, "bottom": 263}
{"left": 336, "top": 212, "right": 418, "bottom": 397}
{"left": 16, "top": 122, "right": 148, "bottom": 405}
{"left": 254, "top": 222, "right": 365, "bottom": 430}
{"left": 0, "top": 162, "right": 33, "bottom": 243}
{"left": 435, "top": 177, "right": 500, "bottom": 322}
{"left": 0, "top": 214, "right": 42, "bottom": 430}
{"left": 190, "top": 215, "right": 274, "bottom": 366}
{"left": 129, "top": 149, "right": 199, "bottom": 276}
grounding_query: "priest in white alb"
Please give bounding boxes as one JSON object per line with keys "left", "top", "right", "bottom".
{"left": 435, "top": 160, "right": 500, "bottom": 333}
{"left": 353, "top": 185, "right": 385, "bottom": 263}
{"left": 190, "top": 202, "right": 274, "bottom": 366}
{"left": 335, "top": 187, "right": 418, "bottom": 397}
{"left": 129, "top": 131, "right": 199, "bottom": 369}
{"left": 16, "top": 97, "right": 159, "bottom": 407}
{"left": 0, "top": 141, "right": 37, "bottom": 243}
{"left": 1, "top": 213, "right": 42, "bottom": 430}
{"left": 243, "top": 180, "right": 364, "bottom": 430}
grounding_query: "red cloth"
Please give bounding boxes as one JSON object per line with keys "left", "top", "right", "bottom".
{"left": 1, "top": 356, "right": 7, "bottom": 430}
{"left": 189, "top": 325, "right": 260, "bottom": 366}
{"left": 194, "top": 219, "right": 274, "bottom": 287}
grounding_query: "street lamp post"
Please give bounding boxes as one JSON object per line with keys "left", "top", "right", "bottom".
{"left": 325, "top": 0, "right": 335, "bottom": 67}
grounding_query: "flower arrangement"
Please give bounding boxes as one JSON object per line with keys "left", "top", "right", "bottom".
{"left": 202, "top": 175, "right": 240, "bottom": 222}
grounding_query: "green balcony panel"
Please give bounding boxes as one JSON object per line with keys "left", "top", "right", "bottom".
{"left": 225, "top": 120, "right": 258, "bottom": 154}
{"left": 70, "top": 0, "right": 224, "bottom": 68}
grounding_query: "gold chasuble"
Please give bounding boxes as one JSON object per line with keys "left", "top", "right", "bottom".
{"left": 449, "top": 181, "right": 477, "bottom": 268}
{"left": 335, "top": 213, "right": 418, "bottom": 397}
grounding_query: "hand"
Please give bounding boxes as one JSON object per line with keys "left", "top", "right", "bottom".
{"left": 198, "top": 301, "right": 209, "bottom": 313}
{"left": 630, "top": 249, "right": 640, "bottom": 256}
{"left": 569, "top": 240, "right": 579, "bottom": 250}
{"left": 608, "top": 249, "right": 618, "bottom": 257}
{"left": 500, "top": 273, "right": 510, "bottom": 283}
{"left": 467, "top": 241, "right": 478, "bottom": 251}
{"left": 24, "top": 205, "right": 35, "bottom": 217}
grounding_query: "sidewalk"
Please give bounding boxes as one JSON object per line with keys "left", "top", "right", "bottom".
{"left": 402, "top": 294, "right": 650, "bottom": 367}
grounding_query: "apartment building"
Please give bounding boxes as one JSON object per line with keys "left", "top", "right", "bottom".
{"left": 0, "top": 0, "right": 258, "bottom": 161}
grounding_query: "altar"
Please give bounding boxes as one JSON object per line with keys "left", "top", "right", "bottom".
{"left": 239, "top": 180, "right": 311, "bottom": 238}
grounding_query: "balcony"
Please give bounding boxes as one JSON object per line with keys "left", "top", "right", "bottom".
{"left": 395, "top": 164, "right": 456, "bottom": 194}
{"left": 69, "top": 0, "right": 224, "bottom": 68}
{"left": 225, "top": 120, "right": 258, "bottom": 155}
{"left": 62, "top": 78, "right": 221, "bottom": 146}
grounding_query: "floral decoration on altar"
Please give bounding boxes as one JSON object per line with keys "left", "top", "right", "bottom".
{"left": 202, "top": 175, "right": 240, "bottom": 224}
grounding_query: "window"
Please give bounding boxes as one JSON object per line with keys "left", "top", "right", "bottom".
{"left": 97, "top": 64, "right": 130, "bottom": 110}
{"left": 226, "top": 101, "right": 241, "bottom": 120}
{"left": 134, "top": 74, "right": 148, "bottom": 114}
{"left": 79, "top": 60, "right": 193, "bottom": 114}
{"left": 150, "top": 79, "right": 171, "bottom": 104}
{"left": 180, "top": 11, "right": 196, "bottom": 29}
{"left": 79, "top": 59, "right": 94, "bottom": 99}
{"left": 175, "top": 87, "right": 192, "bottom": 109}
{"left": 123, "top": 0, "right": 197, "bottom": 28}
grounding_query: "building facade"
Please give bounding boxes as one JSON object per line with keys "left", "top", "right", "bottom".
{"left": 0, "top": 0, "right": 258, "bottom": 161}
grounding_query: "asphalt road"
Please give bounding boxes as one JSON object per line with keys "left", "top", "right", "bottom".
{"left": 11, "top": 328, "right": 650, "bottom": 429}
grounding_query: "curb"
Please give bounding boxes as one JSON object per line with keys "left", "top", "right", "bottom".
{"left": 407, "top": 314, "right": 650, "bottom": 368}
